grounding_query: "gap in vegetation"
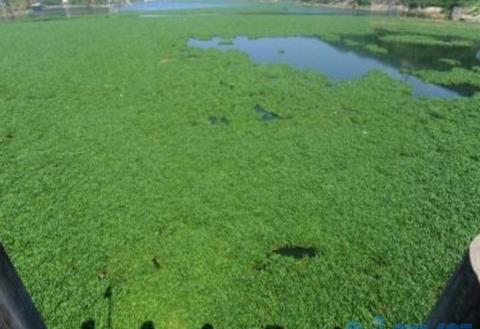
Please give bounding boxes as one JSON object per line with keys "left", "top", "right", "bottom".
{"left": 273, "top": 245, "right": 318, "bottom": 259}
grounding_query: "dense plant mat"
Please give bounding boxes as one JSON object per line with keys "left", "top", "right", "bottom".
{"left": 1, "top": 12, "right": 480, "bottom": 329}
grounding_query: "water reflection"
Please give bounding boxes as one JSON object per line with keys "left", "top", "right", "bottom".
{"left": 338, "top": 30, "right": 480, "bottom": 71}
{"left": 30, "top": 6, "right": 112, "bottom": 18}
{"left": 189, "top": 36, "right": 479, "bottom": 98}
{"left": 29, "top": 0, "right": 232, "bottom": 17}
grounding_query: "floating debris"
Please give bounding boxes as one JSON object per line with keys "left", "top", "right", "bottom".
{"left": 159, "top": 57, "right": 174, "bottom": 65}
{"left": 218, "top": 38, "right": 234, "bottom": 45}
{"left": 253, "top": 260, "right": 270, "bottom": 272}
{"left": 97, "top": 270, "right": 108, "bottom": 280}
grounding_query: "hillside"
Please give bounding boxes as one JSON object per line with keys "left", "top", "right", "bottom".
{"left": 301, "top": 0, "right": 480, "bottom": 20}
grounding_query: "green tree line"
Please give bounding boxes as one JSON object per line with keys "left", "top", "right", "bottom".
{"left": 0, "top": 0, "right": 121, "bottom": 16}
{"left": 302, "top": 0, "right": 476, "bottom": 9}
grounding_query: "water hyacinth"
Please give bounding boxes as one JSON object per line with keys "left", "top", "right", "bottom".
{"left": 0, "top": 7, "right": 480, "bottom": 329}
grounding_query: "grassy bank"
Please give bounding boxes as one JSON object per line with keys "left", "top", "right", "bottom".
{"left": 1, "top": 10, "right": 480, "bottom": 329}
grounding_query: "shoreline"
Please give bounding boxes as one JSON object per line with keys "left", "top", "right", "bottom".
{"left": 2, "top": 1, "right": 480, "bottom": 21}
{"left": 297, "top": 1, "right": 480, "bottom": 21}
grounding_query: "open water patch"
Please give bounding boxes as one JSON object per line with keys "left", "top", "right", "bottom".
{"left": 188, "top": 36, "right": 480, "bottom": 98}
{"left": 273, "top": 245, "right": 318, "bottom": 259}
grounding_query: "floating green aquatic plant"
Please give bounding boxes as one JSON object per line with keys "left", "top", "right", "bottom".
{"left": 0, "top": 9, "right": 479, "bottom": 329}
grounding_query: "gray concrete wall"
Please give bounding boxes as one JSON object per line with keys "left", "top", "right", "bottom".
{"left": 0, "top": 243, "right": 46, "bottom": 329}
{"left": 426, "top": 236, "right": 480, "bottom": 328}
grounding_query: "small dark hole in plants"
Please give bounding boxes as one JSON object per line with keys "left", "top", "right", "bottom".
{"left": 201, "top": 324, "right": 214, "bottom": 329}
{"left": 254, "top": 104, "right": 280, "bottom": 123}
{"left": 428, "top": 110, "right": 444, "bottom": 120}
{"left": 209, "top": 116, "right": 229, "bottom": 126}
{"left": 152, "top": 257, "right": 160, "bottom": 270}
{"left": 140, "top": 321, "right": 155, "bottom": 329}
{"left": 5, "top": 133, "right": 13, "bottom": 139}
{"left": 436, "top": 145, "right": 450, "bottom": 154}
{"left": 219, "top": 80, "right": 234, "bottom": 89}
{"left": 208, "top": 116, "right": 218, "bottom": 125}
{"left": 81, "top": 319, "right": 95, "bottom": 329}
{"left": 104, "top": 285, "right": 113, "bottom": 299}
{"left": 349, "top": 117, "right": 361, "bottom": 125}
{"left": 399, "top": 149, "right": 417, "bottom": 157}
{"left": 373, "top": 255, "right": 388, "bottom": 267}
{"left": 264, "top": 325, "right": 284, "bottom": 329}
{"left": 220, "top": 117, "right": 230, "bottom": 126}
{"left": 273, "top": 245, "right": 317, "bottom": 259}
{"left": 469, "top": 154, "right": 479, "bottom": 162}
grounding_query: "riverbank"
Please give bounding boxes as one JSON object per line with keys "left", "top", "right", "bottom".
{"left": 0, "top": 1, "right": 130, "bottom": 19}
{"left": 298, "top": 0, "right": 480, "bottom": 21}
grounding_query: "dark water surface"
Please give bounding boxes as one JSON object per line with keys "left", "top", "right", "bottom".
{"left": 29, "top": 6, "right": 112, "bottom": 18}
{"left": 273, "top": 246, "right": 318, "bottom": 259}
{"left": 189, "top": 36, "right": 480, "bottom": 98}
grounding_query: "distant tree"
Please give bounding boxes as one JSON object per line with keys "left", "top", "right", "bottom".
{"left": 297, "top": 0, "right": 475, "bottom": 10}
{"left": 1, "top": 0, "right": 15, "bottom": 18}
{"left": 356, "top": 0, "right": 371, "bottom": 6}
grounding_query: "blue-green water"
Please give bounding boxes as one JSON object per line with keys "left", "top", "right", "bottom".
{"left": 189, "top": 36, "right": 479, "bottom": 98}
